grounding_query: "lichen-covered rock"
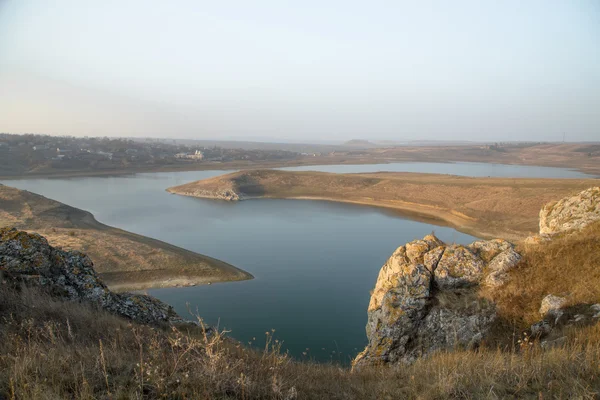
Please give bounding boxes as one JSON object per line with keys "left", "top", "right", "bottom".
{"left": 0, "top": 227, "right": 182, "bottom": 325}
{"left": 468, "top": 239, "right": 513, "bottom": 262}
{"left": 354, "top": 234, "right": 519, "bottom": 368}
{"left": 484, "top": 248, "right": 522, "bottom": 287}
{"left": 539, "top": 187, "right": 600, "bottom": 236}
{"left": 434, "top": 245, "right": 485, "bottom": 288}
{"left": 539, "top": 294, "right": 567, "bottom": 317}
{"left": 168, "top": 188, "right": 243, "bottom": 201}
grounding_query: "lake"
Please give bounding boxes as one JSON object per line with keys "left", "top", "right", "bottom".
{"left": 3, "top": 162, "right": 594, "bottom": 362}
{"left": 281, "top": 161, "right": 595, "bottom": 178}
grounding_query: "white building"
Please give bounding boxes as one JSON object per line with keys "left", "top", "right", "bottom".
{"left": 175, "top": 150, "right": 204, "bottom": 160}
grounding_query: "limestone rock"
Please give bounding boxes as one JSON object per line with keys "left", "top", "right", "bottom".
{"left": 539, "top": 187, "right": 600, "bottom": 236}
{"left": 539, "top": 294, "right": 567, "bottom": 318}
{"left": 484, "top": 248, "right": 522, "bottom": 287}
{"left": 468, "top": 239, "right": 513, "bottom": 262}
{"left": 354, "top": 234, "right": 519, "bottom": 367}
{"left": 0, "top": 227, "right": 182, "bottom": 325}
{"left": 168, "top": 188, "right": 243, "bottom": 201}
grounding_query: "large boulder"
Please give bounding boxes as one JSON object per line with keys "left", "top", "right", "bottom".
{"left": 0, "top": 227, "right": 182, "bottom": 324}
{"left": 353, "top": 235, "right": 519, "bottom": 367}
{"left": 539, "top": 187, "right": 600, "bottom": 236}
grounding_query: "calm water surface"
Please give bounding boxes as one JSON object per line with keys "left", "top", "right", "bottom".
{"left": 4, "top": 162, "right": 593, "bottom": 362}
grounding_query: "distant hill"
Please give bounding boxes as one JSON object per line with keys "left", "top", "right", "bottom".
{"left": 343, "top": 139, "right": 378, "bottom": 147}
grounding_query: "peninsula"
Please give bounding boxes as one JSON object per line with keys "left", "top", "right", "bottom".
{"left": 167, "top": 169, "right": 599, "bottom": 240}
{"left": 0, "top": 183, "right": 252, "bottom": 290}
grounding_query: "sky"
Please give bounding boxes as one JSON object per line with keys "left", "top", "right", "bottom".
{"left": 0, "top": 0, "right": 599, "bottom": 142}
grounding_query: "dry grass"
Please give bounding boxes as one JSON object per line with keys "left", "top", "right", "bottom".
{"left": 368, "top": 143, "right": 600, "bottom": 175}
{"left": 3, "top": 173, "right": 600, "bottom": 398}
{"left": 0, "top": 284, "right": 293, "bottom": 399}
{"left": 2, "top": 282, "right": 600, "bottom": 399}
{"left": 4, "top": 221, "right": 600, "bottom": 399}
{"left": 490, "top": 221, "right": 600, "bottom": 326}
{"left": 168, "top": 169, "right": 598, "bottom": 240}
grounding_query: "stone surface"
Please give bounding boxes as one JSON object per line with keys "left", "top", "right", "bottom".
{"left": 169, "top": 188, "right": 243, "bottom": 201}
{"left": 539, "top": 187, "right": 600, "bottom": 236}
{"left": 0, "top": 227, "right": 182, "bottom": 324}
{"left": 484, "top": 248, "right": 522, "bottom": 287}
{"left": 530, "top": 320, "right": 553, "bottom": 338}
{"left": 434, "top": 245, "right": 485, "bottom": 289}
{"left": 539, "top": 295, "right": 567, "bottom": 318}
{"left": 354, "top": 235, "right": 518, "bottom": 367}
{"left": 467, "top": 239, "right": 513, "bottom": 262}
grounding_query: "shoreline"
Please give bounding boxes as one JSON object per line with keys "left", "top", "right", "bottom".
{"left": 169, "top": 190, "right": 502, "bottom": 241}
{"left": 1, "top": 184, "right": 254, "bottom": 292}
{"left": 101, "top": 272, "right": 249, "bottom": 293}
{"left": 168, "top": 170, "right": 599, "bottom": 242}
{"left": 2, "top": 156, "right": 598, "bottom": 181}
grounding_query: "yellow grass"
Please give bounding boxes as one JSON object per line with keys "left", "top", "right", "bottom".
{"left": 2, "top": 222, "right": 600, "bottom": 399}
{"left": 490, "top": 221, "right": 600, "bottom": 326}
{"left": 2, "top": 283, "right": 600, "bottom": 399}
{"left": 168, "top": 169, "right": 598, "bottom": 240}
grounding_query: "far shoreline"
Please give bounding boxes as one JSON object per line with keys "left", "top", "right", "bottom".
{"left": 1, "top": 155, "right": 598, "bottom": 181}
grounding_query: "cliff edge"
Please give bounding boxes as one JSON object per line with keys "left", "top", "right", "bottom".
{"left": 539, "top": 186, "right": 600, "bottom": 236}
{"left": 355, "top": 186, "right": 600, "bottom": 368}
{"left": 0, "top": 227, "right": 182, "bottom": 324}
{"left": 352, "top": 235, "right": 520, "bottom": 367}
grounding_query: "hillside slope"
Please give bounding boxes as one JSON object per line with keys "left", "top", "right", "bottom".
{"left": 168, "top": 169, "right": 598, "bottom": 240}
{"left": 353, "top": 185, "right": 600, "bottom": 369}
{"left": 0, "top": 184, "right": 252, "bottom": 290}
{"left": 2, "top": 186, "right": 600, "bottom": 398}
{"left": 2, "top": 223, "right": 600, "bottom": 398}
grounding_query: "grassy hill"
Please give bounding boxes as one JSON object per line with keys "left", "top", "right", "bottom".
{"left": 2, "top": 221, "right": 600, "bottom": 398}
{"left": 0, "top": 184, "right": 252, "bottom": 290}
{"left": 168, "top": 169, "right": 598, "bottom": 241}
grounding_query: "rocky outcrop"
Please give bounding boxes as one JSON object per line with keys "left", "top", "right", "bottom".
{"left": 168, "top": 188, "right": 244, "bottom": 201}
{"left": 539, "top": 187, "right": 600, "bottom": 236}
{"left": 530, "top": 298, "right": 600, "bottom": 347}
{"left": 353, "top": 235, "right": 520, "bottom": 367}
{"left": 0, "top": 227, "right": 182, "bottom": 324}
{"left": 483, "top": 248, "right": 522, "bottom": 287}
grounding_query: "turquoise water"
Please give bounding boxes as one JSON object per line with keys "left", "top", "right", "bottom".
{"left": 4, "top": 162, "right": 593, "bottom": 362}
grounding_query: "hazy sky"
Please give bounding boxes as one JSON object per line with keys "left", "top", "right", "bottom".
{"left": 1, "top": 1, "right": 599, "bottom": 142}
